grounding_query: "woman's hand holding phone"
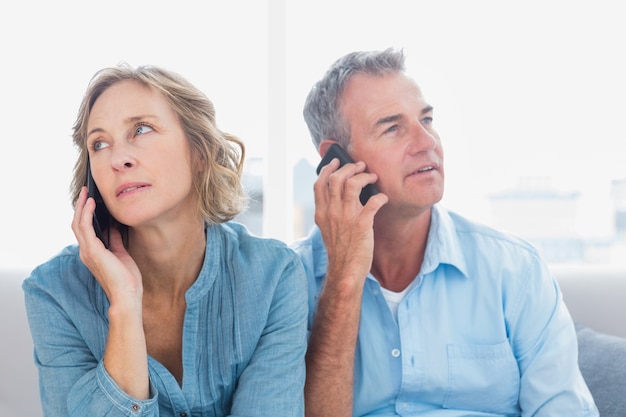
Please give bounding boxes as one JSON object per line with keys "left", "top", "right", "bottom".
{"left": 72, "top": 186, "right": 150, "bottom": 400}
{"left": 72, "top": 186, "right": 143, "bottom": 307}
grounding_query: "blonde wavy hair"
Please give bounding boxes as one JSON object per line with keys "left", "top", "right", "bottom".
{"left": 70, "top": 63, "right": 247, "bottom": 224}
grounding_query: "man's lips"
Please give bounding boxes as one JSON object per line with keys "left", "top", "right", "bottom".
{"left": 409, "top": 164, "right": 438, "bottom": 176}
{"left": 116, "top": 183, "right": 150, "bottom": 197}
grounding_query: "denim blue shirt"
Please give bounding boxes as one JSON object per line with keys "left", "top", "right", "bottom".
{"left": 23, "top": 222, "right": 308, "bottom": 417}
{"left": 293, "top": 205, "right": 598, "bottom": 416}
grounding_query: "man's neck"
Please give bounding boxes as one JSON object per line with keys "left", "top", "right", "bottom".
{"left": 371, "top": 207, "right": 431, "bottom": 292}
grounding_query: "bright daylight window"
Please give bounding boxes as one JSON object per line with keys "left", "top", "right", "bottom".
{"left": 1, "top": 1, "right": 624, "bottom": 276}
{"left": 238, "top": 2, "right": 626, "bottom": 275}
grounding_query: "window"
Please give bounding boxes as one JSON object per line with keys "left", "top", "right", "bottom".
{"left": 240, "top": 1, "right": 626, "bottom": 270}
{"left": 2, "top": 1, "right": 625, "bottom": 272}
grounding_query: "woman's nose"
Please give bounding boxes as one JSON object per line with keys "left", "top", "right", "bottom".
{"left": 110, "top": 144, "right": 136, "bottom": 171}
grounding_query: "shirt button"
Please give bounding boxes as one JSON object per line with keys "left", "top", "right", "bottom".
{"left": 391, "top": 348, "right": 401, "bottom": 357}
{"left": 131, "top": 403, "right": 140, "bottom": 412}
{"left": 180, "top": 413, "right": 188, "bottom": 417}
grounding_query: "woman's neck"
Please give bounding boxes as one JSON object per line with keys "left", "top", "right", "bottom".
{"left": 128, "top": 218, "right": 207, "bottom": 299}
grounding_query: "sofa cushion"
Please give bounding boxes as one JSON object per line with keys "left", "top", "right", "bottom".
{"left": 576, "top": 322, "right": 626, "bottom": 417}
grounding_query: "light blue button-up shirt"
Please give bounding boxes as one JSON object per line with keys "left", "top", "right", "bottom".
{"left": 293, "top": 205, "right": 598, "bottom": 416}
{"left": 23, "top": 222, "right": 308, "bottom": 417}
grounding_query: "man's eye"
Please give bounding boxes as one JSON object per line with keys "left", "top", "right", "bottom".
{"left": 135, "top": 125, "right": 153, "bottom": 135}
{"left": 384, "top": 125, "right": 399, "bottom": 134}
{"left": 422, "top": 117, "right": 433, "bottom": 125}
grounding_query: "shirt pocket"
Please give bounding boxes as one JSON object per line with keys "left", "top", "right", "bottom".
{"left": 443, "top": 341, "right": 520, "bottom": 413}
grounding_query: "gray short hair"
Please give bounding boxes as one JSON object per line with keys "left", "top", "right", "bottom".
{"left": 303, "top": 48, "right": 406, "bottom": 150}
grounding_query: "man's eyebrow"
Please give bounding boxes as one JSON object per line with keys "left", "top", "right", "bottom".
{"left": 374, "top": 105, "right": 434, "bottom": 126}
{"left": 375, "top": 114, "right": 402, "bottom": 126}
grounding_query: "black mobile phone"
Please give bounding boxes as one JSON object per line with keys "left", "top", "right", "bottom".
{"left": 86, "top": 164, "right": 111, "bottom": 248}
{"left": 316, "top": 143, "right": 379, "bottom": 205}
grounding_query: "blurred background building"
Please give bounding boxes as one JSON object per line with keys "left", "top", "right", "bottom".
{"left": 237, "top": 158, "right": 626, "bottom": 267}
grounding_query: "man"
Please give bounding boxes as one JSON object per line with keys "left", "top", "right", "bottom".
{"left": 292, "top": 48, "right": 598, "bottom": 416}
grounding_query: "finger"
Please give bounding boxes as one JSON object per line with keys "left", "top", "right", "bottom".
{"left": 74, "top": 188, "right": 106, "bottom": 254}
{"left": 318, "top": 156, "right": 341, "bottom": 177}
{"left": 80, "top": 197, "right": 97, "bottom": 238}
{"left": 342, "top": 172, "right": 378, "bottom": 206}
{"left": 71, "top": 187, "right": 90, "bottom": 243}
{"left": 362, "top": 192, "right": 389, "bottom": 215}
{"left": 325, "top": 161, "right": 366, "bottom": 203}
{"left": 108, "top": 227, "right": 125, "bottom": 255}
{"left": 314, "top": 158, "right": 340, "bottom": 207}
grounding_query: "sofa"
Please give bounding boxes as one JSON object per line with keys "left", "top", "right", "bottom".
{"left": 2, "top": 266, "right": 625, "bottom": 416}
{"left": 552, "top": 265, "right": 626, "bottom": 416}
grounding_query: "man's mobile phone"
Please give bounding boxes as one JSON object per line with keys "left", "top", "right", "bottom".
{"left": 86, "top": 163, "right": 110, "bottom": 248}
{"left": 316, "top": 143, "right": 379, "bottom": 205}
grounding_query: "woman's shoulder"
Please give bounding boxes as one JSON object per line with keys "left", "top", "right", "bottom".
{"left": 23, "top": 244, "right": 92, "bottom": 294}
{"left": 204, "top": 222, "right": 304, "bottom": 288}
{"left": 215, "top": 221, "right": 298, "bottom": 258}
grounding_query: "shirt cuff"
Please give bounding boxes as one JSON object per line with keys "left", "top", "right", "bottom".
{"left": 96, "top": 361, "right": 159, "bottom": 415}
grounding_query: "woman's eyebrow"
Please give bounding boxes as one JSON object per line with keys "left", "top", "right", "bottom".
{"left": 87, "top": 115, "right": 159, "bottom": 138}
{"left": 126, "top": 114, "right": 159, "bottom": 124}
{"left": 87, "top": 127, "right": 104, "bottom": 138}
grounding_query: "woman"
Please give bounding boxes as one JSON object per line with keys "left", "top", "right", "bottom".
{"left": 22, "top": 64, "right": 307, "bottom": 416}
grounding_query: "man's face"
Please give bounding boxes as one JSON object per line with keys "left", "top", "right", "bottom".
{"left": 340, "top": 72, "right": 445, "bottom": 215}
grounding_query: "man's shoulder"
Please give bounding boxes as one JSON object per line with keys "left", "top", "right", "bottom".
{"left": 291, "top": 226, "right": 327, "bottom": 281}
{"left": 291, "top": 226, "right": 324, "bottom": 255}
{"left": 445, "top": 208, "right": 539, "bottom": 255}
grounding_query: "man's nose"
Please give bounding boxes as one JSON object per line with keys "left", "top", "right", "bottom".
{"left": 407, "top": 121, "right": 437, "bottom": 154}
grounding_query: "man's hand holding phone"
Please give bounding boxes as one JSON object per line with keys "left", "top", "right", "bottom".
{"left": 316, "top": 144, "right": 379, "bottom": 205}
{"left": 314, "top": 144, "right": 388, "bottom": 286}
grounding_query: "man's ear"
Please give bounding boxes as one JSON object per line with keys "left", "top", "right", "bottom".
{"left": 319, "top": 139, "right": 340, "bottom": 157}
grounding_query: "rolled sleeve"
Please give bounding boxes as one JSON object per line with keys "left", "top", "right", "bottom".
{"left": 67, "top": 362, "right": 158, "bottom": 416}
{"left": 23, "top": 270, "right": 159, "bottom": 417}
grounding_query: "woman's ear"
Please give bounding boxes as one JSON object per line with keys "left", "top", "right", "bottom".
{"left": 318, "top": 139, "right": 340, "bottom": 157}
{"left": 191, "top": 151, "right": 205, "bottom": 175}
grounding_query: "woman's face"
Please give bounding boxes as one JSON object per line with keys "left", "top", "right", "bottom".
{"left": 86, "top": 80, "right": 199, "bottom": 228}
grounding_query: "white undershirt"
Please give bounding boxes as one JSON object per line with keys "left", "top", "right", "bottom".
{"left": 380, "top": 277, "right": 420, "bottom": 319}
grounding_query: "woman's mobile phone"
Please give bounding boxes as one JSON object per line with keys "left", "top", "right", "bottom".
{"left": 86, "top": 164, "right": 110, "bottom": 248}
{"left": 316, "top": 143, "right": 379, "bottom": 205}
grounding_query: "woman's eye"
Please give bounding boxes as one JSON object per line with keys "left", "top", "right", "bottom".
{"left": 135, "top": 124, "right": 153, "bottom": 135}
{"left": 93, "top": 141, "right": 108, "bottom": 151}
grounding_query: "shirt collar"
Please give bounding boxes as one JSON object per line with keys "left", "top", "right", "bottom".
{"left": 184, "top": 223, "right": 222, "bottom": 303}
{"left": 310, "top": 204, "right": 469, "bottom": 280}
{"left": 422, "top": 205, "right": 470, "bottom": 278}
